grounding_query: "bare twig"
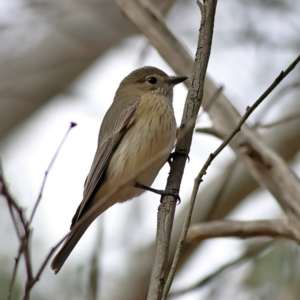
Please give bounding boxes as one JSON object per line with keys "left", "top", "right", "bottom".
{"left": 7, "top": 244, "right": 22, "bottom": 300}
{"left": 142, "top": 0, "right": 219, "bottom": 298}
{"left": 162, "top": 54, "right": 300, "bottom": 298}
{"left": 0, "top": 161, "right": 32, "bottom": 300}
{"left": 170, "top": 240, "right": 273, "bottom": 297}
{"left": 0, "top": 123, "right": 77, "bottom": 300}
{"left": 118, "top": 0, "right": 300, "bottom": 237}
{"left": 108, "top": 0, "right": 300, "bottom": 296}
{"left": 115, "top": 0, "right": 300, "bottom": 298}
{"left": 22, "top": 236, "right": 68, "bottom": 298}
{"left": 29, "top": 122, "right": 77, "bottom": 223}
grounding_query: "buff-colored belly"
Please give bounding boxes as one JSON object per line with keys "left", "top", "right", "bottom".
{"left": 105, "top": 96, "right": 176, "bottom": 202}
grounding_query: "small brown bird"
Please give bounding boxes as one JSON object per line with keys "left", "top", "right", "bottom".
{"left": 51, "top": 66, "right": 187, "bottom": 273}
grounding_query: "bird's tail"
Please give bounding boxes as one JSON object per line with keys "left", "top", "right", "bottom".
{"left": 51, "top": 218, "right": 92, "bottom": 274}
{"left": 51, "top": 183, "right": 117, "bottom": 273}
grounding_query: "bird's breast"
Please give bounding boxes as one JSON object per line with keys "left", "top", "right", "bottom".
{"left": 106, "top": 94, "right": 176, "bottom": 189}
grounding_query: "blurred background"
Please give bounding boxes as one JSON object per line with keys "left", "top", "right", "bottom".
{"left": 0, "top": 0, "right": 300, "bottom": 299}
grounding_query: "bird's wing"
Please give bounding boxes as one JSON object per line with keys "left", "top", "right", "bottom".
{"left": 71, "top": 97, "right": 140, "bottom": 228}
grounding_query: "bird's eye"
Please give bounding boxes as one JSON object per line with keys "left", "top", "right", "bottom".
{"left": 147, "top": 77, "right": 157, "bottom": 84}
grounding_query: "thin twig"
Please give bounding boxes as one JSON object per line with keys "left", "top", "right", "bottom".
{"left": 0, "top": 161, "right": 23, "bottom": 240}
{"left": 7, "top": 244, "right": 22, "bottom": 300}
{"left": 29, "top": 122, "right": 77, "bottom": 224}
{"left": 0, "top": 123, "right": 77, "bottom": 300}
{"left": 22, "top": 235, "right": 68, "bottom": 297}
{"left": 0, "top": 161, "right": 32, "bottom": 300}
{"left": 162, "top": 54, "right": 300, "bottom": 299}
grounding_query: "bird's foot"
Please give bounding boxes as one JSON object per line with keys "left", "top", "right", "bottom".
{"left": 167, "top": 149, "right": 190, "bottom": 167}
{"left": 135, "top": 181, "right": 181, "bottom": 204}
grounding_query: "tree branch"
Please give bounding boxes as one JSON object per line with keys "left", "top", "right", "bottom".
{"left": 162, "top": 55, "right": 300, "bottom": 297}
{"left": 114, "top": 0, "right": 300, "bottom": 298}
{"left": 186, "top": 219, "right": 295, "bottom": 242}
{"left": 115, "top": 0, "right": 218, "bottom": 298}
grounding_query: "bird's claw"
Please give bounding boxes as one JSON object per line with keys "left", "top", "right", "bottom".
{"left": 168, "top": 149, "right": 190, "bottom": 166}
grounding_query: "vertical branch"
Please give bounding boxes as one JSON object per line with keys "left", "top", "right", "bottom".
{"left": 114, "top": 0, "right": 218, "bottom": 299}
{"left": 148, "top": 1, "right": 218, "bottom": 299}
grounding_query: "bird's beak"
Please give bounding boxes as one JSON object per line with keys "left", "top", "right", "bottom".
{"left": 169, "top": 75, "right": 188, "bottom": 85}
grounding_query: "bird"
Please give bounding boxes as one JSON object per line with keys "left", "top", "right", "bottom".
{"left": 51, "top": 66, "right": 187, "bottom": 274}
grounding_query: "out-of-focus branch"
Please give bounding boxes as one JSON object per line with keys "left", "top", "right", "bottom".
{"left": 186, "top": 219, "right": 294, "bottom": 242}
{"left": 170, "top": 240, "right": 273, "bottom": 298}
{"left": 195, "top": 127, "right": 221, "bottom": 138}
